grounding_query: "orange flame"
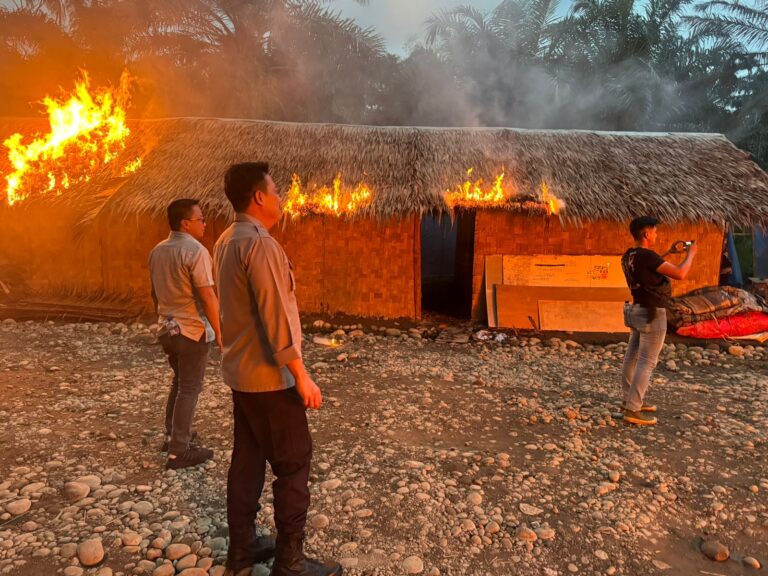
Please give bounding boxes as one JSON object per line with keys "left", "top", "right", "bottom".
{"left": 445, "top": 168, "right": 513, "bottom": 208}
{"left": 3, "top": 71, "right": 136, "bottom": 205}
{"left": 283, "top": 174, "right": 373, "bottom": 219}
{"left": 540, "top": 180, "right": 565, "bottom": 215}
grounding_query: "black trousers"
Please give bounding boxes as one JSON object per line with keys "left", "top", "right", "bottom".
{"left": 227, "top": 387, "right": 313, "bottom": 536}
{"left": 159, "top": 333, "right": 209, "bottom": 454}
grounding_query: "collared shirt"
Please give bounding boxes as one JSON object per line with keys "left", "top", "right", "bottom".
{"left": 148, "top": 231, "right": 215, "bottom": 343}
{"left": 213, "top": 213, "right": 302, "bottom": 393}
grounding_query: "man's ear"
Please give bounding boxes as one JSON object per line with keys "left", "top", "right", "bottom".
{"left": 252, "top": 190, "right": 263, "bottom": 206}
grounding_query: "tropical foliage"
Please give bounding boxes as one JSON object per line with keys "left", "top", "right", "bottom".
{"left": 0, "top": 0, "right": 766, "bottom": 164}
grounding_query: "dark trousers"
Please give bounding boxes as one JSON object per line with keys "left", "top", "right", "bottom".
{"left": 159, "top": 333, "right": 210, "bottom": 454}
{"left": 227, "top": 388, "right": 312, "bottom": 536}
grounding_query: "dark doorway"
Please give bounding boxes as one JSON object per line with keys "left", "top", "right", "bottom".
{"left": 421, "top": 212, "right": 475, "bottom": 317}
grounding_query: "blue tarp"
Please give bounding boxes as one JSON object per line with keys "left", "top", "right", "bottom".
{"left": 727, "top": 231, "right": 743, "bottom": 287}
{"left": 754, "top": 227, "right": 768, "bottom": 279}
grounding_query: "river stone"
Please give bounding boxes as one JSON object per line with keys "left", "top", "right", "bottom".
{"left": 77, "top": 538, "right": 105, "bottom": 567}
{"left": 131, "top": 501, "right": 154, "bottom": 516}
{"left": 519, "top": 503, "right": 543, "bottom": 516}
{"left": 321, "top": 479, "right": 342, "bottom": 490}
{"left": 516, "top": 526, "right": 538, "bottom": 542}
{"left": 701, "top": 540, "right": 729, "bottom": 562}
{"left": 152, "top": 564, "right": 175, "bottom": 576}
{"left": 166, "top": 542, "right": 192, "bottom": 560}
{"left": 61, "top": 542, "right": 78, "bottom": 558}
{"left": 310, "top": 514, "right": 330, "bottom": 529}
{"left": 5, "top": 498, "right": 31, "bottom": 515}
{"left": 402, "top": 555, "right": 424, "bottom": 574}
{"left": 76, "top": 475, "right": 102, "bottom": 489}
{"left": 63, "top": 482, "right": 90, "bottom": 502}
{"left": 178, "top": 569, "right": 208, "bottom": 576}
{"left": 121, "top": 530, "right": 141, "bottom": 547}
{"left": 176, "top": 553, "right": 198, "bottom": 570}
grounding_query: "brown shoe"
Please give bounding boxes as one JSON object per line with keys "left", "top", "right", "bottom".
{"left": 623, "top": 409, "right": 657, "bottom": 426}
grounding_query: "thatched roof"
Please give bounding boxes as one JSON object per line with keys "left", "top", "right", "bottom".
{"left": 2, "top": 117, "right": 768, "bottom": 226}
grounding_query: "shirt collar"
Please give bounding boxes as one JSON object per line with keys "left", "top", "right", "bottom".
{"left": 234, "top": 213, "right": 271, "bottom": 236}
{"left": 169, "top": 231, "right": 192, "bottom": 240}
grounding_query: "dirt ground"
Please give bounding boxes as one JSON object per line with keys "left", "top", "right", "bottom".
{"left": 0, "top": 318, "right": 766, "bottom": 576}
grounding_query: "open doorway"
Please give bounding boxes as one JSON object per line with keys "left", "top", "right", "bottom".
{"left": 420, "top": 212, "right": 475, "bottom": 317}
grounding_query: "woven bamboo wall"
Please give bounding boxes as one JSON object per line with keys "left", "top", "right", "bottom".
{"left": 98, "top": 214, "right": 422, "bottom": 320}
{"left": 472, "top": 211, "right": 725, "bottom": 321}
{"left": 0, "top": 204, "right": 104, "bottom": 297}
{"left": 273, "top": 216, "right": 421, "bottom": 319}
{"left": 1, "top": 208, "right": 420, "bottom": 319}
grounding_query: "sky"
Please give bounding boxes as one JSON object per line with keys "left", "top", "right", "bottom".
{"left": 332, "top": 0, "right": 503, "bottom": 55}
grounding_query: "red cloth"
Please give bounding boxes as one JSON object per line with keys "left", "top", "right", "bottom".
{"left": 676, "top": 311, "right": 768, "bottom": 338}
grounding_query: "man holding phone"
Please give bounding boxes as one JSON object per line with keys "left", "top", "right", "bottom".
{"left": 620, "top": 216, "right": 697, "bottom": 425}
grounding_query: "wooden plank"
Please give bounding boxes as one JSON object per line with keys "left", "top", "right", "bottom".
{"left": 502, "top": 255, "right": 625, "bottom": 288}
{"left": 539, "top": 300, "right": 629, "bottom": 333}
{"left": 496, "top": 285, "right": 630, "bottom": 330}
{"left": 485, "top": 255, "right": 503, "bottom": 327}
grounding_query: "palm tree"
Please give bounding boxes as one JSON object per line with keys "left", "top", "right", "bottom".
{"left": 686, "top": 0, "right": 768, "bottom": 62}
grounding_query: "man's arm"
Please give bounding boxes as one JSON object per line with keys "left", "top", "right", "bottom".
{"left": 150, "top": 281, "right": 158, "bottom": 313}
{"left": 657, "top": 243, "right": 698, "bottom": 280}
{"left": 197, "top": 286, "right": 222, "bottom": 349}
{"left": 247, "top": 240, "right": 322, "bottom": 409}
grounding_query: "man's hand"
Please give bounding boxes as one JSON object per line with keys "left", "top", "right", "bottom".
{"left": 686, "top": 241, "right": 698, "bottom": 256}
{"left": 216, "top": 336, "right": 224, "bottom": 351}
{"left": 295, "top": 374, "right": 323, "bottom": 409}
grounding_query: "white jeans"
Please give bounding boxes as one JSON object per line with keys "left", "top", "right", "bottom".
{"left": 621, "top": 306, "right": 667, "bottom": 411}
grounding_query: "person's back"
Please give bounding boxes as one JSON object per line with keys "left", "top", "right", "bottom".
{"left": 148, "top": 199, "right": 221, "bottom": 470}
{"left": 149, "top": 233, "right": 212, "bottom": 341}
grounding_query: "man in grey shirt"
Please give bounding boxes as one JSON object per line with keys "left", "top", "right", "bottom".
{"left": 214, "top": 163, "right": 340, "bottom": 576}
{"left": 149, "top": 199, "right": 221, "bottom": 470}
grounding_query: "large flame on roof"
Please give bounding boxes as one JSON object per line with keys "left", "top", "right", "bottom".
{"left": 445, "top": 169, "right": 565, "bottom": 215}
{"left": 3, "top": 71, "right": 139, "bottom": 205}
{"left": 445, "top": 168, "right": 512, "bottom": 208}
{"left": 283, "top": 174, "right": 373, "bottom": 219}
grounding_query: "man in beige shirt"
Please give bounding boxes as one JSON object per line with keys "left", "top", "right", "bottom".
{"left": 149, "top": 199, "right": 221, "bottom": 470}
{"left": 214, "top": 163, "right": 340, "bottom": 576}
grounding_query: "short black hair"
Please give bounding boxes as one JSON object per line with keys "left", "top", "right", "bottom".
{"left": 167, "top": 199, "right": 200, "bottom": 231}
{"left": 224, "top": 162, "right": 270, "bottom": 212}
{"left": 629, "top": 216, "right": 659, "bottom": 240}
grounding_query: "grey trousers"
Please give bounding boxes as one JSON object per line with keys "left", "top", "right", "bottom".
{"left": 621, "top": 306, "right": 667, "bottom": 412}
{"left": 159, "top": 333, "right": 210, "bottom": 454}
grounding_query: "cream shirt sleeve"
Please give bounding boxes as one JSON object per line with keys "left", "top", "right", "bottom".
{"left": 245, "top": 238, "right": 301, "bottom": 366}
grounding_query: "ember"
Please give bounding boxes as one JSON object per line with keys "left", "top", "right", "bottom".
{"left": 283, "top": 174, "right": 373, "bottom": 219}
{"left": 3, "top": 71, "right": 138, "bottom": 205}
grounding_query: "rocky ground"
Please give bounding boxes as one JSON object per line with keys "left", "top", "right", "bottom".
{"left": 0, "top": 318, "right": 766, "bottom": 576}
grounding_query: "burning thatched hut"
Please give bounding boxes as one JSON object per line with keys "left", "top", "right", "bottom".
{"left": 2, "top": 117, "right": 768, "bottom": 328}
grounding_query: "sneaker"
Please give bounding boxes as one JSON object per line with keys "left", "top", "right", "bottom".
{"left": 623, "top": 409, "right": 657, "bottom": 426}
{"left": 160, "top": 430, "right": 200, "bottom": 453}
{"left": 166, "top": 445, "right": 213, "bottom": 470}
{"left": 620, "top": 402, "right": 657, "bottom": 413}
